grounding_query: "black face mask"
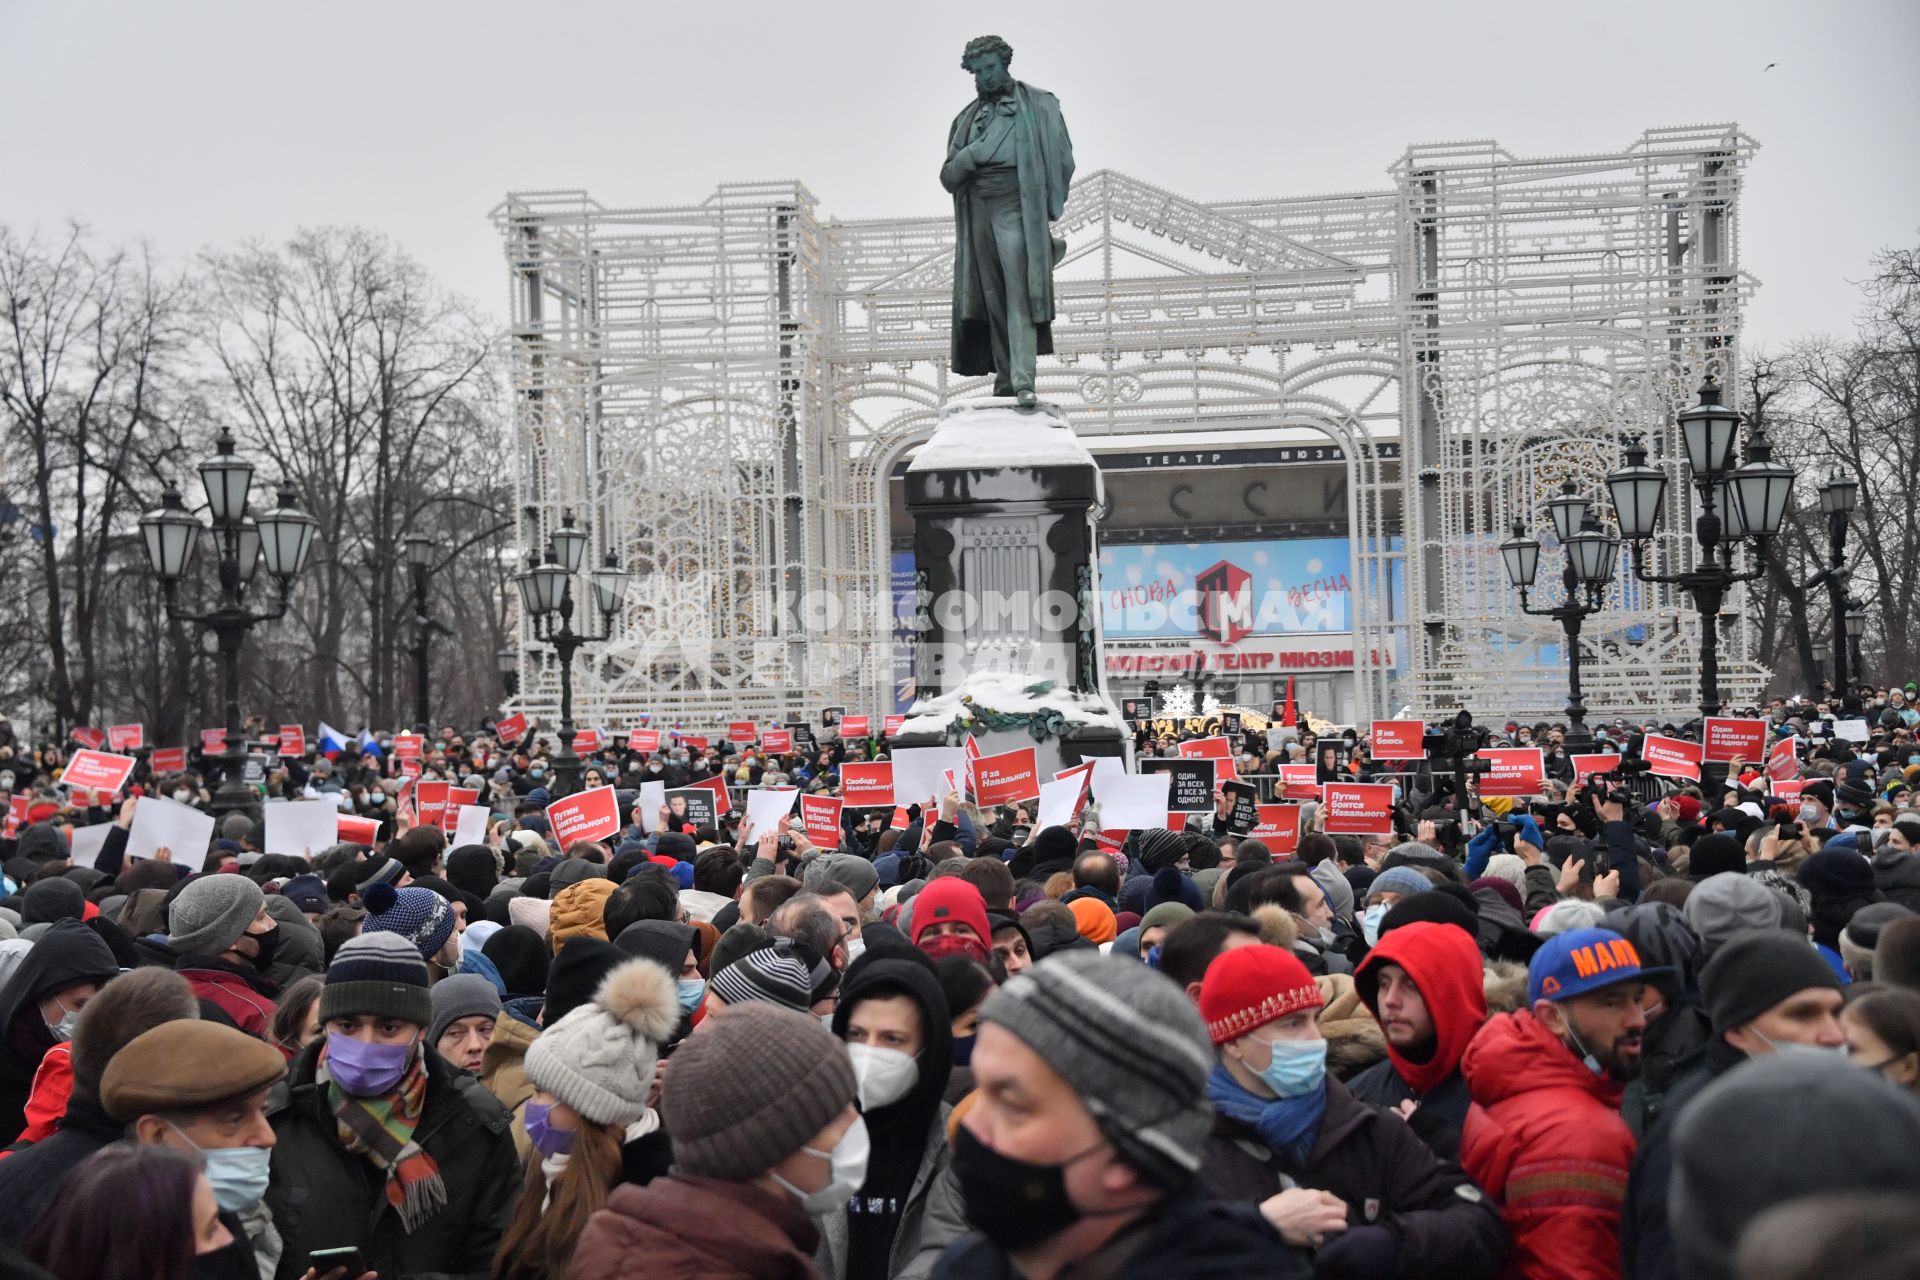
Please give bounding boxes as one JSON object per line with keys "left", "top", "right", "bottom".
{"left": 952, "top": 1124, "right": 1099, "bottom": 1252}
{"left": 244, "top": 926, "right": 280, "bottom": 973}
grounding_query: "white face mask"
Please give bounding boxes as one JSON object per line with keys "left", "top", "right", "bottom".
{"left": 774, "top": 1114, "right": 870, "bottom": 1213}
{"left": 847, "top": 1042, "right": 919, "bottom": 1112}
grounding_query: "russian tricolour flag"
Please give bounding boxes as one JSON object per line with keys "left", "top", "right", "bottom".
{"left": 317, "top": 722, "right": 353, "bottom": 758}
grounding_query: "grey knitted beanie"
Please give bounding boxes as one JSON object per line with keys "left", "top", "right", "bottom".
{"left": 167, "top": 875, "right": 264, "bottom": 955}
{"left": 980, "top": 948, "right": 1216, "bottom": 1189}
{"left": 428, "top": 973, "right": 504, "bottom": 1046}
{"left": 524, "top": 958, "right": 680, "bottom": 1127}
{"left": 663, "top": 1002, "right": 854, "bottom": 1179}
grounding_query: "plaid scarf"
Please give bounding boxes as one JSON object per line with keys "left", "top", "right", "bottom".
{"left": 320, "top": 1044, "right": 447, "bottom": 1233}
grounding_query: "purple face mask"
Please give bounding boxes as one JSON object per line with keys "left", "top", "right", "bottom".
{"left": 325, "top": 1032, "right": 412, "bottom": 1097}
{"left": 523, "top": 1101, "right": 574, "bottom": 1156}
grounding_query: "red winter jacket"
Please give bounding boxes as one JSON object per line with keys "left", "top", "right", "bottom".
{"left": 16, "top": 1044, "right": 73, "bottom": 1145}
{"left": 177, "top": 962, "right": 277, "bottom": 1040}
{"left": 1461, "top": 1011, "right": 1635, "bottom": 1280}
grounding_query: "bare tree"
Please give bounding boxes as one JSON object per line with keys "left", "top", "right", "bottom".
{"left": 1744, "top": 239, "right": 1920, "bottom": 694}
{"left": 198, "top": 228, "right": 512, "bottom": 731}
{"left": 0, "top": 224, "right": 192, "bottom": 736}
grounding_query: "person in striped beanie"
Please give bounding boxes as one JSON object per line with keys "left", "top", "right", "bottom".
{"left": 700, "top": 942, "right": 815, "bottom": 1023}
{"left": 264, "top": 931, "right": 521, "bottom": 1280}
{"left": 931, "top": 949, "right": 1305, "bottom": 1278}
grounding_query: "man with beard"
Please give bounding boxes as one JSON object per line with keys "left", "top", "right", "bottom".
{"left": 1349, "top": 920, "right": 1488, "bottom": 1161}
{"left": 1461, "top": 928, "right": 1651, "bottom": 1280}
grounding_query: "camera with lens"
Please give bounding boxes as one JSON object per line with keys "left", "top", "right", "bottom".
{"left": 1439, "top": 710, "right": 1490, "bottom": 759}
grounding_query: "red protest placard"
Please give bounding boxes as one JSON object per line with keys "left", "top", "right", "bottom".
{"left": 1571, "top": 753, "right": 1622, "bottom": 778}
{"left": 392, "top": 733, "right": 423, "bottom": 762}
{"left": 839, "top": 715, "right": 871, "bottom": 738}
{"left": 1770, "top": 777, "right": 1808, "bottom": 799}
{"left": 1477, "top": 748, "right": 1546, "bottom": 798}
{"left": 889, "top": 806, "right": 911, "bottom": 830}
{"left": 971, "top": 746, "right": 1042, "bottom": 807}
{"left": 108, "top": 724, "right": 145, "bottom": 752}
{"left": 761, "top": 729, "right": 793, "bottom": 754}
{"left": 200, "top": 728, "right": 227, "bottom": 753}
{"left": 415, "top": 780, "right": 450, "bottom": 829}
{"left": 689, "top": 774, "right": 731, "bottom": 817}
{"left": 728, "top": 721, "right": 758, "bottom": 745}
{"left": 1703, "top": 717, "right": 1769, "bottom": 764}
{"left": 883, "top": 715, "right": 905, "bottom": 737}
{"left": 398, "top": 758, "right": 423, "bottom": 779}
{"left": 1091, "top": 829, "right": 1127, "bottom": 853}
{"left": 1278, "top": 764, "right": 1321, "bottom": 802}
{"left": 1643, "top": 734, "right": 1704, "bottom": 781}
{"left": 495, "top": 711, "right": 529, "bottom": 746}
{"left": 150, "top": 747, "right": 188, "bottom": 774}
{"left": 3, "top": 796, "right": 27, "bottom": 840}
{"left": 801, "top": 794, "right": 843, "bottom": 847}
{"left": 1766, "top": 736, "right": 1799, "bottom": 782}
{"left": 1054, "top": 761, "right": 1094, "bottom": 819}
{"left": 278, "top": 725, "right": 307, "bottom": 758}
{"left": 442, "top": 787, "right": 480, "bottom": 832}
{"left": 572, "top": 729, "right": 602, "bottom": 755}
{"left": 840, "top": 762, "right": 896, "bottom": 807}
{"left": 337, "top": 813, "right": 382, "bottom": 846}
{"left": 1177, "top": 736, "right": 1238, "bottom": 783}
{"left": 682, "top": 736, "right": 710, "bottom": 751}
{"left": 1322, "top": 783, "right": 1396, "bottom": 835}
{"left": 1370, "top": 720, "right": 1426, "bottom": 761}
{"left": 629, "top": 729, "right": 661, "bottom": 753}
{"left": 1165, "top": 812, "right": 1187, "bottom": 830}
{"left": 547, "top": 785, "right": 621, "bottom": 848}
{"left": 1248, "top": 804, "right": 1302, "bottom": 852}
{"left": 63, "top": 749, "right": 137, "bottom": 795}
{"left": 71, "top": 727, "right": 106, "bottom": 750}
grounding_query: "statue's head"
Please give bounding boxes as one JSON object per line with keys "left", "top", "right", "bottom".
{"left": 961, "top": 34, "right": 1013, "bottom": 96}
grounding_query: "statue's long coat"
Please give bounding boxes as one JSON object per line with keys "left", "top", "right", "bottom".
{"left": 940, "top": 81, "right": 1076, "bottom": 377}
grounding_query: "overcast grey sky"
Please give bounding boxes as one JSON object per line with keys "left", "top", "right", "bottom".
{"left": 3, "top": 0, "right": 1914, "bottom": 346}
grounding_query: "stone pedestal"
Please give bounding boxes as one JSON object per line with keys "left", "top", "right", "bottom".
{"left": 892, "top": 399, "right": 1127, "bottom": 774}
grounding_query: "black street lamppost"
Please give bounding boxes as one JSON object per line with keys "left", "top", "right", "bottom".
{"left": 1791, "top": 468, "right": 1861, "bottom": 693}
{"left": 140, "top": 429, "right": 317, "bottom": 817}
{"left": 1606, "top": 377, "right": 1795, "bottom": 720}
{"left": 403, "top": 531, "right": 448, "bottom": 732}
{"left": 1499, "top": 479, "right": 1622, "bottom": 750}
{"left": 514, "top": 510, "right": 627, "bottom": 797}
{"left": 497, "top": 645, "right": 519, "bottom": 698}
{"left": 1844, "top": 598, "right": 1868, "bottom": 688}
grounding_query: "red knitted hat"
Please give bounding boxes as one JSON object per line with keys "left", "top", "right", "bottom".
{"left": 26, "top": 802, "right": 61, "bottom": 826}
{"left": 1672, "top": 795, "right": 1702, "bottom": 824}
{"left": 909, "top": 876, "right": 990, "bottom": 946}
{"left": 1198, "top": 944, "right": 1324, "bottom": 1046}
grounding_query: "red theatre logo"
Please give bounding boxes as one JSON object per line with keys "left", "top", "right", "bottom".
{"left": 1195, "top": 559, "right": 1253, "bottom": 644}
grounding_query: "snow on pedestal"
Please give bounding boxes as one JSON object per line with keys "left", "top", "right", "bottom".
{"left": 896, "top": 671, "right": 1125, "bottom": 740}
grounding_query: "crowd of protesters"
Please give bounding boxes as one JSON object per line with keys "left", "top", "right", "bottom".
{"left": 0, "top": 678, "right": 1917, "bottom": 1279}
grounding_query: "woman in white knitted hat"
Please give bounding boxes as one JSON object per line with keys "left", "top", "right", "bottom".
{"left": 493, "top": 956, "right": 680, "bottom": 1280}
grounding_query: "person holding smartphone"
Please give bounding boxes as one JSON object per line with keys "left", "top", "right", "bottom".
{"left": 265, "top": 933, "right": 520, "bottom": 1280}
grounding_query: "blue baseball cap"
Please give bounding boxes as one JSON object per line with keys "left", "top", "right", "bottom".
{"left": 1528, "top": 927, "right": 1659, "bottom": 1004}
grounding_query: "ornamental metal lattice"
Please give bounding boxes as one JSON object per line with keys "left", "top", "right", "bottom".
{"left": 494, "top": 124, "right": 1760, "bottom": 730}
